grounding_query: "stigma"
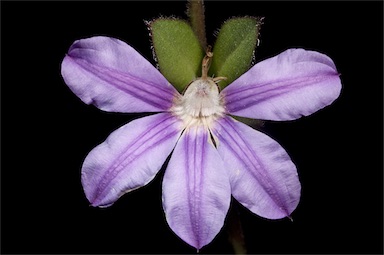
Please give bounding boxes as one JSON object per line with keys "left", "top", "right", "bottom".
{"left": 171, "top": 50, "right": 226, "bottom": 129}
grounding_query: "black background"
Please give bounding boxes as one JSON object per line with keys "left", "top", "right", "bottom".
{"left": 1, "top": 1, "right": 383, "bottom": 254}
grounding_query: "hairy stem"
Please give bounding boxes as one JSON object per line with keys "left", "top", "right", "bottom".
{"left": 187, "top": 0, "right": 207, "bottom": 51}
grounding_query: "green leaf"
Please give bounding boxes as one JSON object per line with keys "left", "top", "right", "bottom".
{"left": 209, "top": 17, "right": 261, "bottom": 88}
{"left": 149, "top": 18, "right": 205, "bottom": 92}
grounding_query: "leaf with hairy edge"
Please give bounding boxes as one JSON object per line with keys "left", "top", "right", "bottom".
{"left": 210, "top": 17, "right": 261, "bottom": 88}
{"left": 148, "top": 18, "right": 205, "bottom": 92}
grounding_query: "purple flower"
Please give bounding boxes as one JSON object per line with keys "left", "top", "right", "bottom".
{"left": 61, "top": 36, "right": 341, "bottom": 249}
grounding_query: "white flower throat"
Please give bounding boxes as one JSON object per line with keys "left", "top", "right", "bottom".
{"left": 171, "top": 51, "right": 227, "bottom": 129}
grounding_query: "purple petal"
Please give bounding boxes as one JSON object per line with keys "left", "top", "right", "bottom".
{"left": 211, "top": 116, "right": 301, "bottom": 219}
{"left": 82, "top": 113, "right": 183, "bottom": 207}
{"left": 223, "top": 48, "right": 342, "bottom": 121}
{"left": 61, "top": 36, "right": 178, "bottom": 113}
{"left": 162, "top": 126, "right": 231, "bottom": 249}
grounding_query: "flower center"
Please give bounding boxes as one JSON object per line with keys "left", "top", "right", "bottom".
{"left": 175, "top": 77, "right": 224, "bottom": 117}
{"left": 171, "top": 50, "right": 226, "bottom": 128}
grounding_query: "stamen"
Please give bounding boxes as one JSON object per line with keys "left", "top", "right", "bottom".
{"left": 201, "top": 46, "right": 213, "bottom": 79}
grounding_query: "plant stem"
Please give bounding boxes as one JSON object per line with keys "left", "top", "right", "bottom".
{"left": 227, "top": 203, "right": 247, "bottom": 254}
{"left": 187, "top": 0, "right": 207, "bottom": 51}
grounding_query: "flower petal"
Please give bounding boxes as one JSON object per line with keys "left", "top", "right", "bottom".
{"left": 162, "top": 126, "right": 231, "bottom": 249}
{"left": 82, "top": 113, "right": 183, "bottom": 207}
{"left": 223, "top": 48, "right": 342, "bottom": 120}
{"left": 211, "top": 116, "right": 301, "bottom": 219}
{"left": 61, "top": 36, "right": 178, "bottom": 113}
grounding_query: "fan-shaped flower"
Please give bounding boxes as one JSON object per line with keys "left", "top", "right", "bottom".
{"left": 61, "top": 36, "right": 341, "bottom": 249}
